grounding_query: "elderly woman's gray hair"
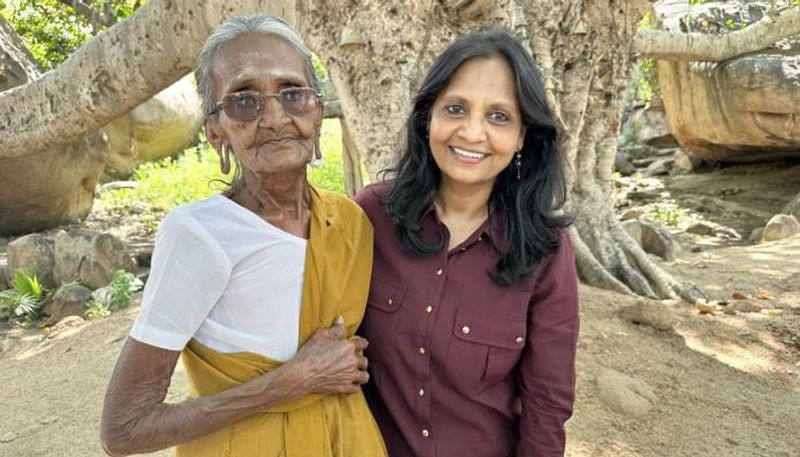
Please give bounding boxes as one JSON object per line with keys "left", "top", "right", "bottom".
{"left": 195, "top": 13, "right": 320, "bottom": 116}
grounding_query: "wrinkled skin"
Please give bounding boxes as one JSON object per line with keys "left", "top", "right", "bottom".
{"left": 100, "top": 33, "right": 366, "bottom": 456}
{"left": 101, "top": 319, "right": 369, "bottom": 456}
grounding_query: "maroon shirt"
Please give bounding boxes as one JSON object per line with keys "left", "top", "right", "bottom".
{"left": 354, "top": 182, "right": 579, "bottom": 457}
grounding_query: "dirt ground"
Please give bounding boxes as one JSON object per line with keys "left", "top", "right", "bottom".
{"left": 0, "top": 162, "right": 799, "bottom": 457}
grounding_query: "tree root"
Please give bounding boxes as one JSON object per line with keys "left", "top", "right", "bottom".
{"left": 571, "top": 221, "right": 706, "bottom": 303}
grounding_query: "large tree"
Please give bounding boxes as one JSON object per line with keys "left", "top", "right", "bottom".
{"left": 8, "top": 1, "right": 796, "bottom": 298}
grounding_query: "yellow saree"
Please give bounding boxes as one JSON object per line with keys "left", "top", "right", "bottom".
{"left": 175, "top": 187, "right": 387, "bottom": 457}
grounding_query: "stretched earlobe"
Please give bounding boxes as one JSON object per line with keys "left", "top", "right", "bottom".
{"left": 219, "top": 144, "right": 231, "bottom": 175}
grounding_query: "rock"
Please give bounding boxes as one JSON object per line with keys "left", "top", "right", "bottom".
{"left": 673, "top": 149, "right": 704, "bottom": 173}
{"left": 92, "top": 286, "right": 114, "bottom": 306}
{"left": 623, "top": 219, "right": 680, "bottom": 261}
{"left": 686, "top": 221, "right": 715, "bottom": 236}
{"left": 6, "top": 234, "right": 55, "bottom": 288}
{"left": 784, "top": 192, "right": 800, "bottom": 220}
{"left": 43, "top": 283, "right": 93, "bottom": 321}
{"left": 762, "top": 214, "right": 800, "bottom": 242}
{"left": 618, "top": 300, "right": 674, "bottom": 330}
{"left": 614, "top": 151, "right": 636, "bottom": 176}
{"left": 0, "top": 29, "right": 108, "bottom": 235}
{"left": 103, "top": 76, "right": 203, "bottom": 179}
{"left": 630, "top": 99, "right": 678, "bottom": 149}
{"left": 53, "top": 230, "right": 135, "bottom": 289}
{"left": 655, "top": 1, "right": 800, "bottom": 162}
{"left": 620, "top": 207, "right": 646, "bottom": 221}
{"left": 749, "top": 227, "right": 764, "bottom": 244}
{"left": 644, "top": 157, "right": 674, "bottom": 176}
{"left": 101, "top": 181, "right": 140, "bottom": 191}
{"left": 595, "top": 368, "right": 657, "bottom": 417}
{"left": 731, "top": 300, "right": 765, "bottom": 313}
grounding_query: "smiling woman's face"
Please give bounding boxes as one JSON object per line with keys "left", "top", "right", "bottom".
{"left": 428, "top": 55, "right": 525, "bottom": 190}
{"left": 205, "top": 33, "right": 322, "bottom": 175}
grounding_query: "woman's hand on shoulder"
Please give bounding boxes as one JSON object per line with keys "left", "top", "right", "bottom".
{"left": 289, "top": 315, "right": 370, "bottom": 395}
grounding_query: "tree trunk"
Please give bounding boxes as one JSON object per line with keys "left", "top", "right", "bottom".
{"left": 636, "top": 5, "right": 800, "bottom": 61}
{"left": 299, "top": 0, "right": 688, "bottom": 299}
{"left": 1, "top": 0, "right": 688, "bottom": 299}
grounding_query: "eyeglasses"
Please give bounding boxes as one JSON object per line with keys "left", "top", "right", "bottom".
{"left": 209, "top": 87, "right": 322, "bottom": 121}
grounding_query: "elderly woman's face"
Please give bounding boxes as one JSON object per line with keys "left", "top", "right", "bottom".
{"left": 205, "top": 33, "right": 321, "bottom": 175}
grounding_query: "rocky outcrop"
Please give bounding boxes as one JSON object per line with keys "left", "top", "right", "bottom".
{"left": 53, "top": 230, "right": 135, "bottom": 289}
{"left": 655, "top": 1, "right": 800, "bottom": 162}
{"left": 0, "top": 18, "right": 109, "bottom": 236}
{"left": 6, "top": 234, "right": 55, "bottom": 288}
{"left": 103, "top": 76, "right": 203, "bottom": 178}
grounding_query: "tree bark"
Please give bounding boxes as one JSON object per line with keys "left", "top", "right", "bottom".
{"left": 0, "top": 0, "right": 297, "bottom": 158}
{"left": 635, "top": 5, "right": 800, "bottom": 61}
{"left": 1, "top": 0, "right": 690, "bottom": 299}
{"left": 298, "top": 0, "right": 689, "bottom": 299}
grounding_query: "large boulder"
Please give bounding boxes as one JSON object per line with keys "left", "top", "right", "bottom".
{"left": 655, "top": 1, "right": 800, "bottom": 162}
{"left": 6, "top": 234, "right": 55, "bottom": 288}
{"left": 0, "top": 17, "right": 109, "bottom": 236}
{"left": 103, "top": 76, "right": 203, "bottom": 178}
{"left": 53, "top": 230, "right": 135, "bottom": 289}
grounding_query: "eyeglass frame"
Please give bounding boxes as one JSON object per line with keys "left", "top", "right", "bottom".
{"left": 207, "top": 87, "right": 325, "bottom": 120}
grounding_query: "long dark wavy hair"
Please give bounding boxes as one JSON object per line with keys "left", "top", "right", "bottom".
{"left": 383, "top": 28, "right": 572, "bottom": 286}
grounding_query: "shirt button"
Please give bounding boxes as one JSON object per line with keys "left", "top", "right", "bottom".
{"left": 425, "top": 305, "right": 433, "bottom": 313}
{"left": 418, "top": 347, "right": 426, "bottom": 355}
{"left": 515, "top": 336, "right": 524, "bottom": 344}
{"left": 461, "top": 325, "right": 471, "bottom": 335}
{"left": 387, "top": 298, "right": 393, "bottom": 305}
{"left": 418, "top": 388, "right": 425, "bottom": 397}
{"left": 422, "top": 429, "right": 430, "bottom": 437}
{"left": 435, "top": 268, "right": 443, "bottom": 276}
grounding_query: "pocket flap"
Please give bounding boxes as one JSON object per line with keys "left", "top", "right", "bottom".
{"left": 453, "top": 308, "right": 527, "bottom": 349}
{"left": 367, "top": 277, "right": 406, "bottom": 312}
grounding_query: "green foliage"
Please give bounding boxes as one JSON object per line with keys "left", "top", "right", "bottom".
{"left": 308, "top": 119, "right": 346, "bottom": 194}
{"left": 84, "top": 300, "right": 111, "bottom": 320}
{"left": 647, "top": 202, "right": 692, "bottom": 227}
{"left": 99, "top": 138, "right": 232, "bottom": 224}
{"left": 637, "top": 59, "right": 658, "bottom": 103}
{"left": 311, "top": 54, "right": 329, "bottom": 82}
{"left": 101, "top": 120, "right": 349, "bottom": 223}
{"left": 0, "top": 0, "right": 144, "bottom": 70}
{"left": 0, "top": 268, "right": 46, "bottom": 321}
{"left": 109, "top": 270, "right": 143, "bottom": 309}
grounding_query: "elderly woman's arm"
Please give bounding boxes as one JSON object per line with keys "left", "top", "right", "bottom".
{"left": 100, "top": 317, "right": 368, "bottom": 456}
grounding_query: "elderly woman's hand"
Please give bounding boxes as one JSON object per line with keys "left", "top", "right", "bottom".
{"left": 290, "top": 316, "right": 370, "bottom": 395}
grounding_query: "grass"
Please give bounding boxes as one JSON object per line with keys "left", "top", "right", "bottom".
{"left": 99, "top": 118, "right": 353, "bottom": 226}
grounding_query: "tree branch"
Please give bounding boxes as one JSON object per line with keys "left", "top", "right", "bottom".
{"left": 635, "top": 6, "right": 800, "bottom": 61}
{"left": 0, "top": 0, "right": 297, "bottom": 158}
{"left": 59, "top": 0, "right": 115, "bottom": 29}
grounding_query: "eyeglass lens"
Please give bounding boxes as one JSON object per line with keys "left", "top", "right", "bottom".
{"left": 221, "top": 89, "right": 318, "bottom": 120}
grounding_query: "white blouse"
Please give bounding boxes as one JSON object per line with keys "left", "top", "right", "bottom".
{"left": 130, "top": 194, "right": 306, "bottom": 361}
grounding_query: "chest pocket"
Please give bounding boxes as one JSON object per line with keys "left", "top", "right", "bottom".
{"left": 366, "top": 276, "right": 406, "bottom": 313}
{"left": 444, "top": 308, "right": 527, "bottom": 395}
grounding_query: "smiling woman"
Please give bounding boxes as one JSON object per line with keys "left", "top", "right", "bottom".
{"left": 355, "top": 29, "right": 579, "bottom": 457}
{"left": 99, "top": 13, "right": 386, "bottom": 457}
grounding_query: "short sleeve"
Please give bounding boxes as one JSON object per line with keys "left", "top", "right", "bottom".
{"left": 130, "top": 207, "right": 232, "bottom": 350}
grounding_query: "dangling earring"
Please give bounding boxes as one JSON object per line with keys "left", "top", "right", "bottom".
{"left": 515, "top": 150, "right": 522, "bottom": 180}
{"left": 220, "top": 144, "right": 231, "bottom": 175}
{"left": 309, "top": 135, "right": 323, "bottom": 168}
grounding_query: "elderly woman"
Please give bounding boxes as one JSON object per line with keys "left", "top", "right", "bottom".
{"left": 100, "top": 14, "right": 386, "bottom": 457}
{"left": 355, "top": 29, "right": 579, "bottom": 456}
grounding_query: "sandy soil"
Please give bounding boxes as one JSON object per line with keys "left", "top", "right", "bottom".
{"left": 0, "top": 162, "right": 798, "bottom": 457}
